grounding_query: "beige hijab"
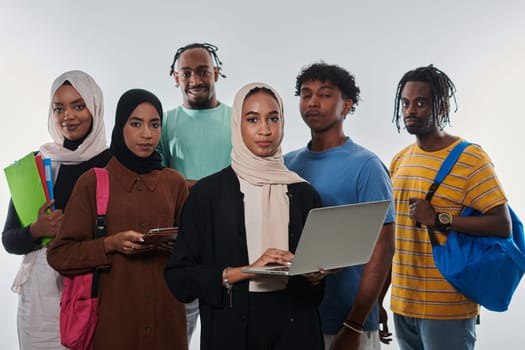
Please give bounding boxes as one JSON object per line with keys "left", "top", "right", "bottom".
{"left": 231, "top": 82, "right": 305, "bottom": 252}
{"left": 39, "top": 70, "right": 108, "bottom": 171}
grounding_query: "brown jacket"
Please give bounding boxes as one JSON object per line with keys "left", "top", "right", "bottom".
{"left": 48, "top": 157, "right": 189, "bottom": 350}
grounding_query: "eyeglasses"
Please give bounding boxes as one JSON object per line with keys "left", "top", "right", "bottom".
{"left": 176, "top": 69, "right": 213, "bottom": 81}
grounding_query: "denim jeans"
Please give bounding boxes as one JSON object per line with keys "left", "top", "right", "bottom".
{"left": 394, "top": 313, "right": 476, "bottom": 350}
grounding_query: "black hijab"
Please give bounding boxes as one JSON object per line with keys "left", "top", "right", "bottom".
{"left": 110, "top": 89, "right": 164, "bottom": 174}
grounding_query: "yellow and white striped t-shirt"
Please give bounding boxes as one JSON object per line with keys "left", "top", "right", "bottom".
{"left": 390, "top": 139, "right": 507, "bottom": 319}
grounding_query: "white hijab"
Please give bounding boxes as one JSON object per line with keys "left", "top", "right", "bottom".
{"left": 231, "top": 82, "right": 305, "bottom": 253}
{"left": 13, "top": 71, "right": 107, "bottom": 294}
{"left": 39, "top": 70, "right": 107, "bottom": 169}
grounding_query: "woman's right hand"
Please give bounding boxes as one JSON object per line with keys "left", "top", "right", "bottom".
{"left": 104, "top": 230, "right": 152, "bottom": 254}
{"left": 29, "top": 201, "right": 63, "bottom": 239}
{"left": 225, "top": 248, "right": 294, "bottom": 284}
{"left": 249, "top": 248, "right": 294, "bottom": 268}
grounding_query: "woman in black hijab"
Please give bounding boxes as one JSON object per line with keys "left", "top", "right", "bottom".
{"left": 48, "top": 89, "right": 189, "bottom": 350}
{"left": 110, "top": 89, "right": 164, "bottom": 174}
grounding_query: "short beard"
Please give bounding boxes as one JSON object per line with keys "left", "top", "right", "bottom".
{"left": 404, "top": 113, "right": 437, "bottom": 136}
{"left": 187, "top": 98, "right": 213, "bottom": 109}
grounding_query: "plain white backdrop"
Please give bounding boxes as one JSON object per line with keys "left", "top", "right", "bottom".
{"left": 1, "top": 1, "right": 524, "bottom": 349}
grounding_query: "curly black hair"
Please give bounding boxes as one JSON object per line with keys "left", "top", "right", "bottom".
{"left": 169, "top": 42, "right": 226, "bottom": 78}
{"left": 393, "top": 64, "right": 457, "bottom": 132}
{"left": 295, "top": 62, "right": 360, "bottom": 113}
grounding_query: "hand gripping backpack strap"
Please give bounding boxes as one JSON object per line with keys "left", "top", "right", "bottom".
{"left": 425, "top": 141, "right": 471, "bottom": 245}
{"left": 91, "top": 168, "right": 109, "bottom": 298}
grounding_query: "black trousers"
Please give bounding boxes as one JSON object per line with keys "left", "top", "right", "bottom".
{"left": 246, "top": 290, "right": 323, "bottom": 350}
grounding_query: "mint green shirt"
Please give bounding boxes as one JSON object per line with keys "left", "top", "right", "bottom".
{"left": 159, "top": 103, "right": 232, "bottom": 180}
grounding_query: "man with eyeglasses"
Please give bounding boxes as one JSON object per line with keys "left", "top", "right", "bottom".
{"left": 159, "top": 42, "right": 232, "bottom": 344}
{"left": 159, "top": 42, "right": 232, "bottom": 190}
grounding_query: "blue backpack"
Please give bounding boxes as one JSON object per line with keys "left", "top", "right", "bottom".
{"left": 426, "top": 141, "right": 525, "bottom": 311}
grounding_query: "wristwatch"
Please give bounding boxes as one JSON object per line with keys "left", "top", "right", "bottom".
{"left": 435, "top": 212, "right": 453, "bottom": 232}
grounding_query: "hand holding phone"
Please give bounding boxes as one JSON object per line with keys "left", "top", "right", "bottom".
{"left": 142, "top": 227, "right": 178, "bottom": 245}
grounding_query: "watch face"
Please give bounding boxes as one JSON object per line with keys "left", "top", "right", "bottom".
{"left": 438, "top": 212, "right": 452, "bottom": 224}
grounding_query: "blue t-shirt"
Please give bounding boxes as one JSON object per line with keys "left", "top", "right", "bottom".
{"left": 285, "top": 137, "right": 395, "bottom": 334}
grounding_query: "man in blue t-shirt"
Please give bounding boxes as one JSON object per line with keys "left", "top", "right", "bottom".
{"left": 285, "top": 62, "right": 395, "bottom": 350}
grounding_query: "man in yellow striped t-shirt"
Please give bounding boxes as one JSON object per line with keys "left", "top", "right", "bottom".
{"left": 388, "top": 65, "right": 511, "bottom": 350}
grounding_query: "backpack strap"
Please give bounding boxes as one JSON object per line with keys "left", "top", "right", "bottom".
{"left": 425, "top": 141, "right": 471, "bottom": 201}
{"left": 92, "top": 168, "right": 109, "bottom": 297}
{"left": 93, "top": 168, "right": 110, "bottom": 239}
{"left": 94, "top": 168, "right": 110, "bottom": 216}
{"left": 424, "top": 141, "right": 470, "bottom": 244}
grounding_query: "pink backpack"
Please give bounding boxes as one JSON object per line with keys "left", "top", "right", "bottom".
{"left": 59, "top": 168, "right": 109, "bottom": 350}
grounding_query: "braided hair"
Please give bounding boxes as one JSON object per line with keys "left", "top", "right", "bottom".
{"left": 393, "top": 64, "right": 457, "bottom": 132}
{"left": 169, "top": 42, "right": 226, "bottom": 78}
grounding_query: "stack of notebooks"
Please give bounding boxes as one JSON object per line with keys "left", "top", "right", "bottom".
{"left": 4, "top": 152, "right": 54, "bottom": 245}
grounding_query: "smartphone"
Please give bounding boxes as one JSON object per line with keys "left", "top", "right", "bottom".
{"left": 147, "top": 227, "right": 178, "bottom": 234}
{"left": 143, "top": 227, "right": 178, "bottom": 245}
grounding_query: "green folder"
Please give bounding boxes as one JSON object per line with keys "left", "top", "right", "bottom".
{"left": 4, "top": 152, "right": 47, "bottom": 227}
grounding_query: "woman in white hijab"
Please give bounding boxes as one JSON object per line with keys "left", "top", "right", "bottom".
{"left": 165, "top": 82, "right": 325, "bottom": 350}
{"left": 2, "top": 70, "right": 111, "bottom": 349}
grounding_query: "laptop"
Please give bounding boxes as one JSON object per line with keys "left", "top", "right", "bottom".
{"left": 241, "top": 200, "right": 390, "bottom": 276}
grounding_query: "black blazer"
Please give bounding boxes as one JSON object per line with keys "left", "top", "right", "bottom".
{"left": 164, "top": 166, "right": 323, "bottom": 350}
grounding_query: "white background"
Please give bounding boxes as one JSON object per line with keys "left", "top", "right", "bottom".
{"left": 1, "top": 1, "right": 524, "bottom": 349}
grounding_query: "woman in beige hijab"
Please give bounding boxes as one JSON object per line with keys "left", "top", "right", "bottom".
{"left": 2, "top": 70, "right": 111, "bottom": 349}
{"left": 165, "top": 82, "right": 325, "bottom": 349}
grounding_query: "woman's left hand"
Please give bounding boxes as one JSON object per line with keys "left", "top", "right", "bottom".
{"left": 303, "top": 269, "right": 325, "bottom": 285}
{"left": 304, "top": 267, "right": 343, "bottom": 285}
